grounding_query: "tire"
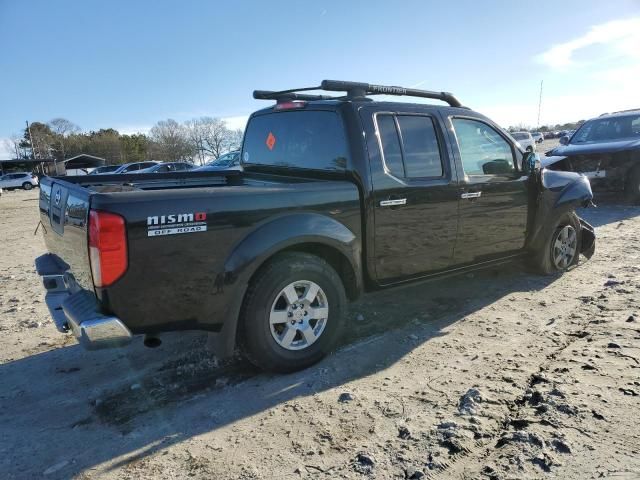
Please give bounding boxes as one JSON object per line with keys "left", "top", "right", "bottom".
{"left": 22, "top": 182, "right": 33, "bottom": 190}
{"left": 624, "top": 167, "right": 640, "bottom": 204}
{"left": 530, "top": 212, "right": 581, "bottom": 275}
{"left": 239, "top": 252, "right": 347, "bottom": 373}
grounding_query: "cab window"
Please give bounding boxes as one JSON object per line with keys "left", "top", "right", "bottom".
{"left": 376, "top": 114, "right": 444, "bottom": 179}
{"left": 452, "top": 118, "right": 516, "bottom": 175}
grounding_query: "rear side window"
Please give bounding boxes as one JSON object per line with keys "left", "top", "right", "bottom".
{"left": 242, "top": 111, "right": 348, "bottom": 171}
{"left": 377, "top": 115, "right": 404, "bottom": 177}
{"left": 376, "top": 114, "right": 444, "bottom": 179}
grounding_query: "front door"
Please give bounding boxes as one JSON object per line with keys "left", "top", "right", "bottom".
{"left": 361, "top": 107, "right": 460, "bottom": 283}
{"left": 446, "top": 116, "right": 529, "bottom": 264}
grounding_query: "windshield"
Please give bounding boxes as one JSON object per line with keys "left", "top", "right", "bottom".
{"left": 205, "top": 153, "right": 238, "bottom": 167}
{"left": 242, "top": 111, "right": 348, "bottom": 171}
{"left": 511, "top": 132, "right": 529, "bottom": 140}
{"left": 571, "top": 115, "right": 640, "bottom": 144}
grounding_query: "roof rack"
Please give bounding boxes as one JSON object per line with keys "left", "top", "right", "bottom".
{"left": 253, "top": 79, "right": 463, "bottom": 108}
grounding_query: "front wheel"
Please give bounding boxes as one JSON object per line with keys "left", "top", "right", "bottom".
{"left": 239, "top": 252, "right": 347, "bottom": 373}
{"left": 22, "top": 182, "right": 33, "bottom": 190}
{"left": 530, "top": 213, "right": 581, "bottom": 275}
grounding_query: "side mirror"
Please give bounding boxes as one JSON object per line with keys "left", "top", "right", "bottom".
{"left": 523, "top": 151, "right": 541, "bottom": 174}
{"left": 559, "top": 135, "right": 570, "bottom": 145}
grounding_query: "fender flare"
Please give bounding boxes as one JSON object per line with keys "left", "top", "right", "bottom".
{"left": 208, "top": 213, "right": 361, "bottom": 357}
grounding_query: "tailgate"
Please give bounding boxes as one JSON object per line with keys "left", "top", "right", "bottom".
{"left": 39, "top": 177, "right": 94, "bottom": 290}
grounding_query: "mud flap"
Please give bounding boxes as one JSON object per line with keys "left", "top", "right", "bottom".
{"left": 579, "top": 219, "right": 596, "bottom": 259}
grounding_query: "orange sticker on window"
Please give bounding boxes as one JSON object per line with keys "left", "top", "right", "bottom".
{"left": 266, "top": 132, "right": 276, "bottom": 151}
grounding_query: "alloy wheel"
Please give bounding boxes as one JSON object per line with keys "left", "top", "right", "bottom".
{"left": 552, "top": 225, "right": 577, "bottom": 269}
{"left": 269, "top": 280, "right": 329, "bottom": 351}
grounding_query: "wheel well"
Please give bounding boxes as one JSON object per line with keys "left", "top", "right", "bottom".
{"left": 252, "top": 243, "right": 360, "bottom": 301}
{"left": 285, "top": 243, "right": 359, "bottom": 300}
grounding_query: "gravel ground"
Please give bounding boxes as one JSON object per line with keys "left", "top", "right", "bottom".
{"left": 1, "top": 185, "right": 639, "bottom": 480}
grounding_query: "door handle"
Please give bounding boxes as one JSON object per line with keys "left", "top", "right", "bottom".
{"left": 380, "top": 198, "right": 407, "bottom": 207}
{"left": 460, "top": 192, "right": 482, "bottom": 199}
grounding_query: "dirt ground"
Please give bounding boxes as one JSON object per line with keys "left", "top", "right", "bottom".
{"left": 1, "top": 178, "right": 639, "bottom": 479}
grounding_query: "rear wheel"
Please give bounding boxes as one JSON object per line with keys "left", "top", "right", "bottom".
{"left": 239, "top": 252, "right": 347, "bottom": 373}
{"left": 22, "top": 182, "right": 33, "bottom": 190}
{"left": 530, "top": 213, "right": 581, "bottom": 275}
{"left": 624, "top": 167, "right": 640, "bottom": 204}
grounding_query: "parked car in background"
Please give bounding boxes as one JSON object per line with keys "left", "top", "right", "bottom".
{"left": 532, "top": 132, "right": 544, "bottom": 143}
{"left": 193, "top": 151, "right": 241, "bottom": 172}
{"left": 545, "top": 109, "right": 640, "bottom": 202}
{"left": 511, "top": 131, "right": 536, "bottom": 151}
{"left": 89, "top": 165, "right": 120, "bottom": 175}
{"left": 112, "top": 161, "right": 160, "bottom": 174}
{"left": 35, "top": 80, "right": 595, "bottom": 373}
{"left": 134, "top": 162, "right": 195, "bottom": 174}
{"left": 0, "top": 172, "right": 39, "bottom": 190}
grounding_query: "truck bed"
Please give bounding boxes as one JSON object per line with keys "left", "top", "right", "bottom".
{"left": 38, "top": 170, "right": 362, "bottom": 336}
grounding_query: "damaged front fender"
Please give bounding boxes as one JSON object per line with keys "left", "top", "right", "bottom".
{"left": 528, "top": 169, "right": 595, "bottom": 254}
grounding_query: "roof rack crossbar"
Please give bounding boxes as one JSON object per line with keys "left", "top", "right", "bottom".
{"left": 252, "top": 80, "right": 463, "bottom": 108}
{"left": 320, "top": 80, "right": 462, "bottom": 107}
{"left": 253, "top": 90, "right": 335, "bottom": 101}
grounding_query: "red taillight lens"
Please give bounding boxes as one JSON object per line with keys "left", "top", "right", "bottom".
{"left": 89, "top": 210, "right": 128, "bottom": 287}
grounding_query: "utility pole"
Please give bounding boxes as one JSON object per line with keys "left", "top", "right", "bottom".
{"left": 26, "top": 121, "right": 35, "bottom": 159}
{"left": 536, "top": 80, "right": 543, "bottom": 129}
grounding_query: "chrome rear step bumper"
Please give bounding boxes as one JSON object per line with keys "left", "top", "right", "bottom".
{"left": 35, "top": 254, "right": 132, "bottom": 350}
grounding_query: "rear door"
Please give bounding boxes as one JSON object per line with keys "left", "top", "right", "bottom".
{"left": 445, "top": 115, "right": 529, "bottom": 264}
{"left": 360, "top": 106, "right": 460, "bottom": 283}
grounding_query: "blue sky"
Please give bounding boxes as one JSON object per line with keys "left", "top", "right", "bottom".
{"left": 1, "top": 0, "right": 639, "bottom": 156}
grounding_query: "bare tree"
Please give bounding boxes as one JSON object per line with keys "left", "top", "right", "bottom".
{"left": 3, "top": 135, "right": 23, "bottom": 159}
{"left": 48, "top": 118, "right": 80, "bottom": 161}
{"left": 149, "top": 119, "right": 194, "bottom": 161}
{"left": 226, "top": 128, "right": 244, "bottom": 152}
{"left": 198, "top": 117, "right": 228, "bottom": 160}
{"left": 184, "top": 118, "right": 210, "bottom": 165}
{"left": 183, "top": 117, "right": 243, "bottom": 163}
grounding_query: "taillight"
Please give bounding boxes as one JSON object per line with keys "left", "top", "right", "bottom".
{"left": 274, "top": 101, "right": 307, "bottom": 110}
{"left": 89, "top": 210, "right": 128, "bottom": 287}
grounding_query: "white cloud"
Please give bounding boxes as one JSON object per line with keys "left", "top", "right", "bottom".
{"left": 536, "top": 17, "right": 640, "bottom": 69}
{"left": 0, "top": 139, "right": 14, "bottom": 159}
{"left": 223, "top": 115, "right": 248, "bottom": 130}
{"left": 114, "top": 115, "right": 248, "bottom": 135}
{"left": 114, "top": 124, "right": 151, "bottom": 135}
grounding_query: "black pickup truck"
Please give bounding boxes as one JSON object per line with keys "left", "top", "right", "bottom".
{"left": 36, "top": 80, "right": 596, "bottom": 372}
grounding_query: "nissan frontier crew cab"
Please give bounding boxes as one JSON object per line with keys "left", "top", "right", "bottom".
{"left": 36, "top": 80, "right": 596, "bottom": 373}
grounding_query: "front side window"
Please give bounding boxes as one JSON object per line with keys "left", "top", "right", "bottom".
{"left": 452, "top": 118, "right": 515, "bottom": 176}
{"left": 376, "top": 114, "right": 444, "bottom": 179}
{"left": 243, "top": 111, "right": 348, "bottom": 171}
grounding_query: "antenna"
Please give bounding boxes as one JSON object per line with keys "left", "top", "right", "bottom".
{"left": 536, "top": 80, "right": 543, "bottom": 129}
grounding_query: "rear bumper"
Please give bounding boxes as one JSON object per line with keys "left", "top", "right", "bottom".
{"left": 35, "top": 254, "right": 132, "bottom": 350}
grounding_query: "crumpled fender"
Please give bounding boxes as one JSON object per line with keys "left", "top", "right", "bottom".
{"left": 541, "top": 169, "right": 593, "bottom": 208}
{"left": 527, "top": 169, "right": 594, "bottom": 252}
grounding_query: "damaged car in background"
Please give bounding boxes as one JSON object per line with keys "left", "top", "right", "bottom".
{"left": 544, "top": 109, "right": 640, "bottom": 203}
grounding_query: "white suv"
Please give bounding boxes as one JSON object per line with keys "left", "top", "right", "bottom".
{"left": 0, "top": 172, "right": 39, "bottom": 190}
{"left": 510, "top": 132, "right": 536, "bottom": 152}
